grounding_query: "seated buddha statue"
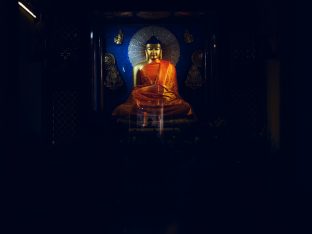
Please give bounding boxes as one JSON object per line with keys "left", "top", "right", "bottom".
{"left": 112, "top": 36, "right": 192, "bottom": 120}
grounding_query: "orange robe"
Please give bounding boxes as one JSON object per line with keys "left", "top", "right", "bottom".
{"left": 112, "top": 60, "right": 192, "bottom": 117}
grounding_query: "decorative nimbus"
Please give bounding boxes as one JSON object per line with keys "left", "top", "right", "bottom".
{"left": 128, "top": 26, "right": 180, "bottom": 66}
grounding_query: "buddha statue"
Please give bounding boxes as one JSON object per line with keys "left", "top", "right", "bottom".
{"left": 112, "top": 36, "right": 192, "bottom": 120}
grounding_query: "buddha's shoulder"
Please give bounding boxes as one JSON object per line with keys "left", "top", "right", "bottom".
{"left": 134, "top": 62, "right": 147, "bottom": 71}
{"left": 160, "top": 60, "right": 174, "bottom": 66}
{"left": 161, "top": 59, "right": 171, "bottom": 64}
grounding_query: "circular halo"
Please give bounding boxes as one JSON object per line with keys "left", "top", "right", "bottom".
{"left": 128, "top": 26, "right": 180, "bottom": 66}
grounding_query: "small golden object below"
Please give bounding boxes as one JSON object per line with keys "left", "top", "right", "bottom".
{"left": 114, "top": 29, "right": 124, "bottom": 45}
{"left": 184, "top": 29, "right": 194, "bottom": 44}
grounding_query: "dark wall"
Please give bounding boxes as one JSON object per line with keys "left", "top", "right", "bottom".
{"left": 1, "top": 1, "right": 18, "bottom": 146}
{"left": 44, "top": 14, "right": 90, "bottom": 145}
{"left": 294, "top": 4, "right": 311, "bottom": 193}
{"left": 18, "top": 7, "right": 44, "bottom": 142}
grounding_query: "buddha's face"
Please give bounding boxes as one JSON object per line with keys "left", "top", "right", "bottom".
{"left": 146, "top": 43, "right": 162, "bottom": 61}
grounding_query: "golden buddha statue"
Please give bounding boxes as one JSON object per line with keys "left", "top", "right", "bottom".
{"left": 112, "top": 36, "right": 192, "bottom": 119}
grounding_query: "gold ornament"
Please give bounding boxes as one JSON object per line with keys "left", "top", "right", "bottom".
{"left": 103, "top": 53, "right": 123, "bottom": 90}
{"left": 184, "top": 29, "right": 194, "bottom": 44}
{"left": 185, "top": 50, "right": 204, "bottom": 89}
{"left": 114, "top": 29, "right": 124, "bottom": 45}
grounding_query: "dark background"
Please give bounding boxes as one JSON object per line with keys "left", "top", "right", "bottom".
{"left": 3, "top": 0, "right": 309, "bottom": 233}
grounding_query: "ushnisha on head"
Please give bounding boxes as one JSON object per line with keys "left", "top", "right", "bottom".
{"left": 145, "top": 36, "right": 163, "bottom": 62}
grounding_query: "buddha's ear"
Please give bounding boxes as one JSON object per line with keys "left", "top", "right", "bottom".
{"left": 145, "top": 50, "right": 148, "bottom": 61}
{"left": 160, "top": 49, "right": 163, "bottom": 59}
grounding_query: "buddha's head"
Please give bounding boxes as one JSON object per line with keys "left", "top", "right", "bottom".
{"left": 145, "top": 36, "right": 162, "bottom": 62}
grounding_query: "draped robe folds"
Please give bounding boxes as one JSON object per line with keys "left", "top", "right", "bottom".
{"left": 112, "top": 60, "right": 192, "bottom": 117}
